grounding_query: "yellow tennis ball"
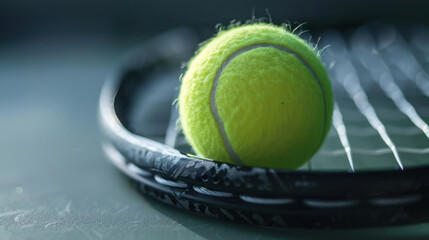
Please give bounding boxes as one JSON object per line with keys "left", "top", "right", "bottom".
{"left": 178, "top": 23, "right": 333, "bottom": 169}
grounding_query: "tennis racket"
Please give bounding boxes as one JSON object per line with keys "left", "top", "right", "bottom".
{"left": 99, "top": 22, "right": 429, "bottom": 229}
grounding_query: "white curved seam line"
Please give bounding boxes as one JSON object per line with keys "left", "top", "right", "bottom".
{"left": 210, "top": 43, "right": 327, "bottom": 165}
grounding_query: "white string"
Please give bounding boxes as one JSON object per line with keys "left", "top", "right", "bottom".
{"left": 375, "top": 24, "right": 429, "bottom": 97}
{"left": 332, "top": 103, "right": 354, "bottom": 171}
{"left": 328, "top": 126, "right": 422, "bottom": 137}
{"left": 321, "top": 147, "right": 429, "bottom": 156}
{"left": 350, "top": 26, "right": 429, "bottom": 140}
{"left": 323, "top": 30, "right": 403, "bottom": 170}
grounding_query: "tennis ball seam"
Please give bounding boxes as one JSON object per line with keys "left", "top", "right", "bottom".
{"left": 209, "top": 43, "right": 327, "bottom": 165}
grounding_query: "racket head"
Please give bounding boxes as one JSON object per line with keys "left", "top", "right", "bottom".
{"left": 99, "top": 23, "right": 429, "bottom": 228}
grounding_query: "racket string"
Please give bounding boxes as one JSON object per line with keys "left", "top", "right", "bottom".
{"left": 318, "top": 24, "right": 429, "bottom": 171}
{"left": 321, "top": 29, "right": 403, "bottom": 170}
{"left": 350, "top": 26, "right": 429, "bottom": 140}
{"left": 332, "top": 103, "right": 354, "bottom": 171}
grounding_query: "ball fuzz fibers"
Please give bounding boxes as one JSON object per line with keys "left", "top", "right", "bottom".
{"left": 178, "top": 23, "right": 333, "bottom": 169}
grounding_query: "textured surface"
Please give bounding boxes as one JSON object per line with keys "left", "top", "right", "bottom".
{"left": 179, "top": 24, "right": 333, "bottom": 169}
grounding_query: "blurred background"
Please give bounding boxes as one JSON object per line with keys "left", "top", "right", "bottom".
{"left": 1, "top": 1, "right": 429, "bottom": 239}
{"left": 2, "top": 0, "right": 429, "bottom": 40}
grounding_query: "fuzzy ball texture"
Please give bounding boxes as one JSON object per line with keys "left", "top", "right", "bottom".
{"left": 179, "top": 23, "right": 333, "bottom": 169}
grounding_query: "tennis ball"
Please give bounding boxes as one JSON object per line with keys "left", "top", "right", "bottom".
{"left": 178, "top": 23, "right": 333, "bottom": 169}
